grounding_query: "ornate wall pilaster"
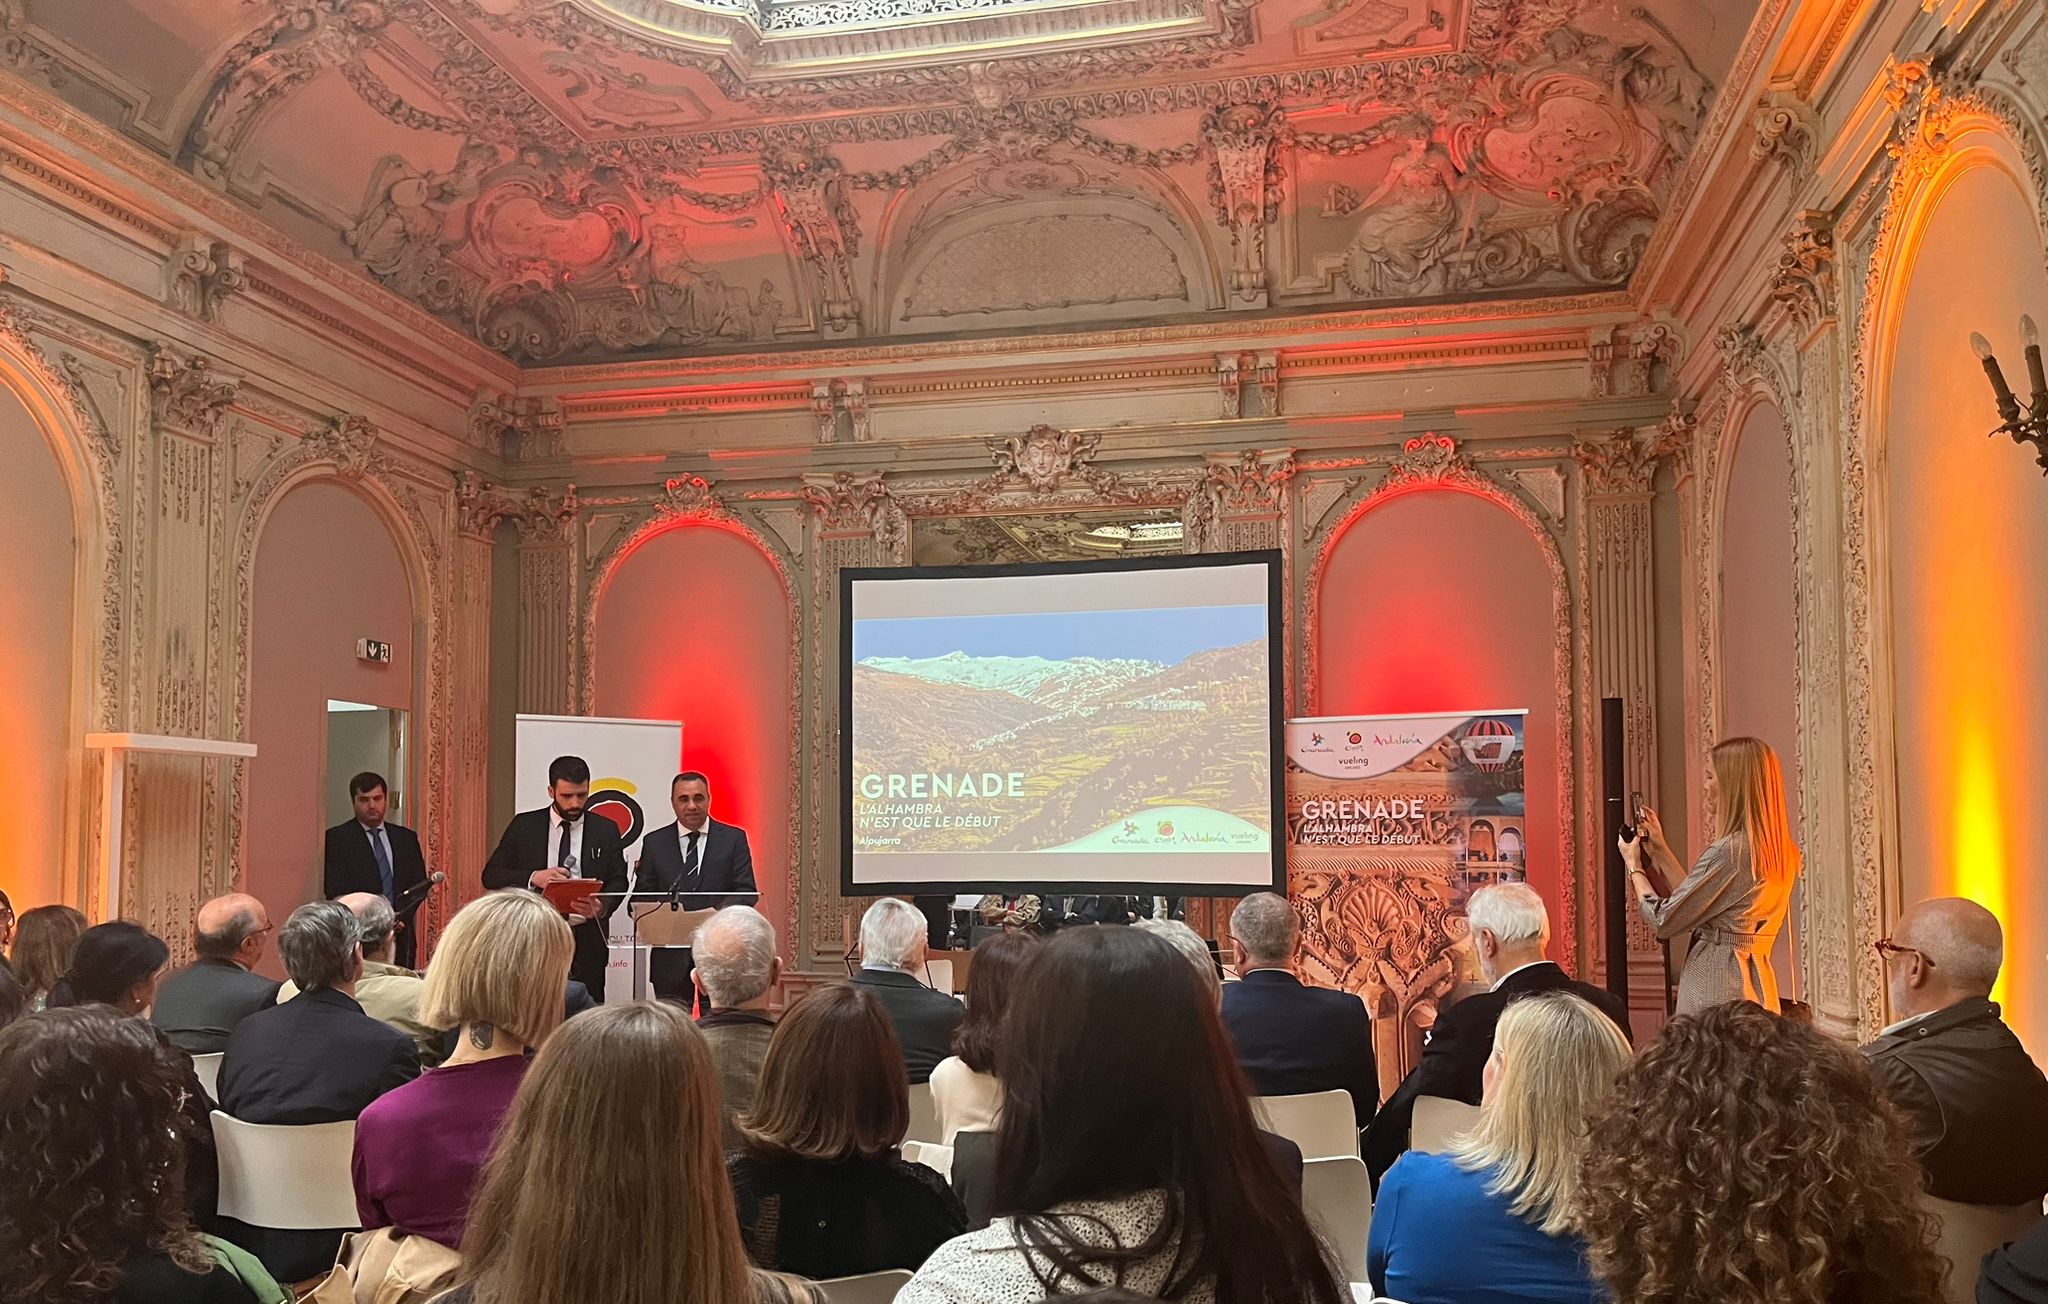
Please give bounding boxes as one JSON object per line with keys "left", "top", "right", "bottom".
{"left": 449, "top": 473, "right": 500, "bottom": 917}
{"left": 513, "top": 489, "right": 579, "bottom": 714}
{"left": 1571, "top": 425, "right": 1678, "bottom": 991}
{"left": 798, "top": 471, "right": 902, "bottom": 968}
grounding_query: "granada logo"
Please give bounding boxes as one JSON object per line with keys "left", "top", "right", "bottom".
{"left": 1310, "top": 732, "right": 1325, "bottom": 746}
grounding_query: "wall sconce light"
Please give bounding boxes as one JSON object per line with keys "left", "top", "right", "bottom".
{"left": 1970, "top": 316, "right": 2048, "bottom": 474}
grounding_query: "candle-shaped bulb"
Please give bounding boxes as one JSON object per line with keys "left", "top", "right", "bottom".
{"left": 2025, "top": 315, "right": 2042, "bottom": 347}
{"left": 1973, "top": 332, "right": 1997, "bottom": 361}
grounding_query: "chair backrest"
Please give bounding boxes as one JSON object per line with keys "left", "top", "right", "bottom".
{"left": 814, "top": 1269, "right": 914, "bottom": 1304}
{"left": 1924, "top": 1194, "right": 2043, "bottom": 1304}
{"left": 1409, "top": 1095, "right": 1481, "bottom": 1154}
{"left": 923, "top": 959, "right": 954, "bottom": 994}
{"left": 901, "top": 1139, "right": 956, "bottom": 1183}
{"left": 211, "top": 1110, "right": 361, "bottom": 1230}
{"left": 1302, "top": 1155, "right": 1373, "bottom": 1285}
{"left": 190, "top": 1052, "right": 224, "bottom": 1104}
{"left": 1254, "top": 1089, "right": 1360, "bottom": 1160}
{"left": 904, "top": 1080, "right": 943, "bottom": 1145}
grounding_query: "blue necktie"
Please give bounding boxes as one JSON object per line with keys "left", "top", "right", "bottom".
{"left": 370, "top": 827, "right": 394, "bottom": 900}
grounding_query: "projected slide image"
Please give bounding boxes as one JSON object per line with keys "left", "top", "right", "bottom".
{"left": 850, "top": 603, "right": 1271, "bottom": 860}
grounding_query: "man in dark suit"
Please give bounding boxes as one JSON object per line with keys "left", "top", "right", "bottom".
{"left": 630, "top": 771, "right": 757, "bottom": 1001}
{"left": 1862, "top": 896, "right": 2048, "bottom": 1205}
{"left": 216, "top": 900, "right": 418, "bottom": 1280}
{"left": 152, "top": 893, "right": 281, "bottom": 1054}
{"left": 1220, "top": 892, "right": 1378, "bottom": 1131}
{"left": 322, "top": 770, "right": 429, "bottom": 967}
{"left": 850, "top": 897, "right": 963, "bottom": 1084}
{"left": 1362, "top": 881, "right": 1631, "bottom": 1185}
{"left": 482, "top": 754, "right": 626, "bottom": 1000}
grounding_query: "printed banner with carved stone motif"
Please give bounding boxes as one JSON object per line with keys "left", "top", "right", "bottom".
{"left": 1285, "top": 710, "right": 1528, "bottom": 1097}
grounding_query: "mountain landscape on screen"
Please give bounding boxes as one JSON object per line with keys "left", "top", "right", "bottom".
{"left": 852, "top": 637, "right": 1270, "bottom": 853}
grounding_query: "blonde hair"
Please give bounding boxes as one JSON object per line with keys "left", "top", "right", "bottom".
{"left": 459, "top": 1003, "right": 760, "bottom": 1304}
{"left": 421, "top": 891, "right": 572, "bottom": 1049}
{"left": 1448, "top": 992, "right": 1632, "bottom": 1236}
{"left": 1712, "top": 736, "right": 1801, "bottom": 891}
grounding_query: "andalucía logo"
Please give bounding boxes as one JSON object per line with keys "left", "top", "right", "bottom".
{"left": 586, "top": 778, "right": 645, "bottom": 845}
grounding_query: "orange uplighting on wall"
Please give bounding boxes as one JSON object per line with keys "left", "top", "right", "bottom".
{"left": 1951, "top": 723, "right": 2010, "bottom": 1008}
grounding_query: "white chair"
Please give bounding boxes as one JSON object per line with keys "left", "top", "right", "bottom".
{"left": 190, "top": 1052, "right": 223, "bottom": 1104}
{"left": 211, "top": 1111, "right": 361, "bottom": 1230}
{"left": 1352, "top": 1289, "right": 1409, "bottom": 1304}
{"left": 922, "top": 958, "right": 954, "bottom": 993}
{"left": 904, "top": 1081, "right": 943, "bottom": 1145}
{"left": 1254, "top": 1089, "right": 1360, "bottom": 1159}
{"left": 1409, "top": 1095, "right": 1481, "bottom": 1154}
{"left": 814, "top": 1269, "right": 914, "bottom": 1304}
{"left": 1925, "top": 1195, "right": 2042, "bottom": 1304}
{"left": 1302, "top": 1155, "right": 1372, "bottom": 1284}
{"left": 901, "top": 1140, "right": 955, "bottom": 1182}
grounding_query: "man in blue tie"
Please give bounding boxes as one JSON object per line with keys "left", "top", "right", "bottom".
{"left": 322, "top": 771, "right": 430, "bottom": 968}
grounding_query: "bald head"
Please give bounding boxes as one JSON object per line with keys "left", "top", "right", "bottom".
{"left": 1898, "top": 898, "right": 2004, "bottom": 996}
{"left": 194, "top": 893, "right": 270, "bottom": 968}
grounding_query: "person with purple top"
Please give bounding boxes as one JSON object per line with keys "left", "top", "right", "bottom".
{"left": 351, "top": 890, "right": 574, "bottom": 1248}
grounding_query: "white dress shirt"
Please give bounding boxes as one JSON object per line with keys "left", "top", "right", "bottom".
{"left": 548, "top": 807, "right": 588, "bottom": 875}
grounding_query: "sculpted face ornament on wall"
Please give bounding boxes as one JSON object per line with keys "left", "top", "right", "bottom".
{"left": 991, "top": 424, "right": 1116, "bottom": 495}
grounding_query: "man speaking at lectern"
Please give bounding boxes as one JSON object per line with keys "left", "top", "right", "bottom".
{"left": 632, "top": 771, "right": 757, "bottom": 1001}
{"left": 482, "top": 755, "right": 627, "bottom": 1000}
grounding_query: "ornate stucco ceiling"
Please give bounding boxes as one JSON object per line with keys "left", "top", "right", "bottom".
{"left": 0, "top": 0, "right": 1758, "bottom": 364}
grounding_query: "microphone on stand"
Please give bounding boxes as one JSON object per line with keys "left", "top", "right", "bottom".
{"left": 392, "top": 870, "right": 447, "bottom": 914}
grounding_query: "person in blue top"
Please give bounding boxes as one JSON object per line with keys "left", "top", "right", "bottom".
{"left": 1367, "top": 991, "right": 1631, "bottom": 1304}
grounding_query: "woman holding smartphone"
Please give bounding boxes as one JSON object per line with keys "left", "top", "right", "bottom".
{"left": 1619, "top": 737, "right": 1800, "bottom": 1016}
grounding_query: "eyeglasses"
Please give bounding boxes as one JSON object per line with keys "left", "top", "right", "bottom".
{"left": 1874, "top": 938, "right": 1935, "bottom": 969}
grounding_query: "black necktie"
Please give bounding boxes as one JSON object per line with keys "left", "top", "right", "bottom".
{"left": 557, "top": 820, "right": 573, "bottom": 872}
{"left": 684, "top": 830, "right": 701, "bottom": 881}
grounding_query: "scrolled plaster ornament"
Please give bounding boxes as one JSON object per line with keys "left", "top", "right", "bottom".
{"left": 989, "top": 424, "right": 1112, "bottom": 495}
{"left": 1381, "top": 432, "right": 1465, "bottom": 487}
{"left": 162, "top": 234, "right": 246, "bottom": 322}
{"left": 304, "top": 413, "right": 381, "bottom": 479}
{"left": 765, "top": 148, "right": 862, "bottom": 336}
{"left": 1204, "top": 448, "right": 1296, "bottom": 515}
{"left": 1571, "top": 426, "right": 1668, "bottom": 496}
{"left": 1769, "top": 210, "right": 1837, "bottom": 331}
{"left": 1750, "top": 91, "right": 1819, "bottom": 171}
{"left": 656, "top": 472, "right": 725, "bottom": 518}
{"left": 1201, "top": 103, "right": 1287, "bottom": 304}
{"left": 147, "top": 347, "right": 240, "bottom": 432}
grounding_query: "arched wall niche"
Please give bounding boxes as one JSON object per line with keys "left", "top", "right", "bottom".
{"left": 1304, "top": 467, "right": 1576, "bottom": 1092}
{"left": 0, "top": 332, "right": 96, "bottom": 913}
{"left": 1868, "top": 130, "right": 2048, "bottom": 1053}
{"left": 1714, "top": 397, "right": 1803, "bottom": 995}
{"left": 587, "top": 518, "right": 797, "bottom": 956}
{"left": 245, "top": 477, "right": 426, "bottom": 977}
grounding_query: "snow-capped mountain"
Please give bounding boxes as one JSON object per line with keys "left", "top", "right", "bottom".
{"left": 857, "top": 650, "right": 1163, "bottom": 709}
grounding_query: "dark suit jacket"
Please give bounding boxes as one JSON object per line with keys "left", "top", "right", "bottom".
{"left": 1980, "top": 1211, "right": 2048, "bottom": 1304}
{"left": 1362, "top": 961, "right": 1631, "bottom": 1184}
{"left": 1864, "top": 996, "right": 2048, "bottom": 1205}
{"left": 852, "top": 967, "right": 965, "bottom": 1085}
{"left": 1220, "top": 969, "right": 1378, "bottom": 1129}
{"left": 151, "top": 959, "right": 282, "bottom": 1055}
{"left": 216, "top": 986, "right": 419, "bottom": 1125}
{"left": 481, "top": 808, "right": 628, "bottom": 919}
{"left": 631, "top": 819, "right": 757, "bottom": 909}
{"left": 322, "top": 820, "right": 427, "bottom": 903}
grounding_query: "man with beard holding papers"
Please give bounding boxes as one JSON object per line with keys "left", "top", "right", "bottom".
{"left": 482, "top": 755, "right": 626, "bottom": 1000}
{"left": 631, "top": 771, "right": 757, "bottom": 1002}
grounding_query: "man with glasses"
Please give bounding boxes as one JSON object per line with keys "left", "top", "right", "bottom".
{"left": 1863, "top": 898, "right": 2048, "bottom": 1205}
{"left": 151, "top": 892, "right": 281, "bottom": 1053}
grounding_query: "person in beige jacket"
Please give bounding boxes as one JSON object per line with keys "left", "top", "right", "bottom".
{"left": 278, "top": 892, "right": 442, "bottom": 1067}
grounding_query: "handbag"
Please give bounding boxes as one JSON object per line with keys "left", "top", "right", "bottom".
{"left": 291, "top": 1227, "right": 463, "bottom": 1304}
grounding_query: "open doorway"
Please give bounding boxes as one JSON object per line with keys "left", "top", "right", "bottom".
{"left": 326, "top": 700, "right": 409, "bottom": 825}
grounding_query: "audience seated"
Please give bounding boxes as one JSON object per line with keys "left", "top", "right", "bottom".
{"left": 442, "top": 1002, "right": 816, "bottom": 1304}
{"left": 0, "top": 1006, "right": 282, "bottom": 1304}
{"left": 1981, "top": 1214, "right": 2048, "bottom": 1303}
{"left": 901, "top": 927, "right": 1345, "bottom": 1304}
{"left": 151, "top": 894, "right": 281, "bottom": 1055}
{"left": 10, "top": 903, "right": 86, "bottom": 1012}
{"left": 693, "top": 904, "right": 783, "bottom": 1148}
{"left": 729, "top": 983, "right": 968, "bottom": 1279}
{"left": 1577, "top": 1001, "right": 1946, "bottom": 1304}
{"left": 353, "top": 890, "right": 573, "bottom": 1252}
{"left": 930, "top": 928, "right": 1039, "bottom": 1144}
{"left": 977, "top": 893, "right": 1043, "bottom": 931}
{"left": 1364, "top": 883, "right": 1629, "bottom": 1183}
{"left": 851, "top": 897, "right": 965, "bottom": 1085}
{"left": 1863, "top": 897, "right": 2048, "bottom": 1206}
{"left": 280, "top": 892, "right": 440, "bottom": 1067}
{"left": 1368, "top": 992, "right": 1630, "bottom": 1304}
{"left": 1219, "top": 891, "right": 1376, "bottom": 1129}
{"left": 217, "top": 900, "right": 420, "bottom": 1282}
{"left": 47, "top": 918, "right": 171, "bottom": 1014}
